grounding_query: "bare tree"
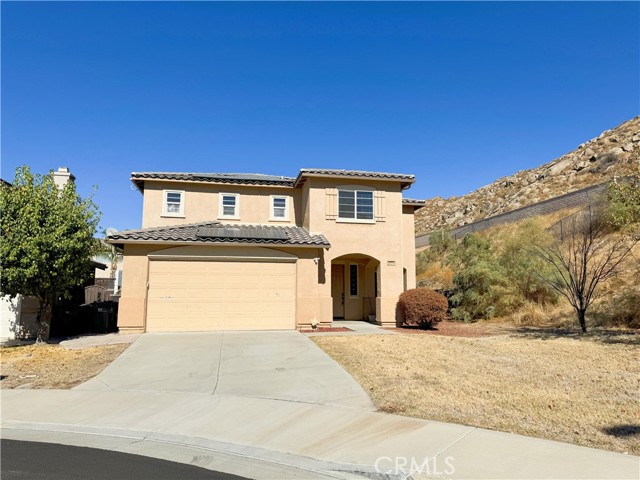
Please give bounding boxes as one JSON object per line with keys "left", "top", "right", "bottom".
{"left": 536, "top": 208, "right": 637, "bottom": 333}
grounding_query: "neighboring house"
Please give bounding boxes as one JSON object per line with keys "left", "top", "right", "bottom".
{"left": 108, "top": 169, "right": 425, "bottom": 333}
{"left": 1, "top": 167, "right": 93, "bottom": 342}
{"left": 93, "top": 260, "right": 111, "bottom": 280}
{"left": 0, "top": 295, "right": 39, "bottom": 341}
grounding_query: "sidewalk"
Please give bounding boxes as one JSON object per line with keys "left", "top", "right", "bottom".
{"left": 2, "top": 388, "right": 638, "bottom": 479}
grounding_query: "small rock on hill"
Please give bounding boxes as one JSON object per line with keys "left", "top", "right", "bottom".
{"left": 415, "top": 116, "right": 640, "bottom": 236}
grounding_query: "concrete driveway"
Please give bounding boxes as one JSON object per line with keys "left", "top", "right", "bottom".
{"left": 76, "top": 331, "right": 375, "bottom": 410}
{"left": 4, "top": 330, "right": 638, "bottom": 479}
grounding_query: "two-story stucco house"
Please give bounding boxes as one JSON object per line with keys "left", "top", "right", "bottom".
{"left": 108, "top": 169, "right": 425, "bottom": 333}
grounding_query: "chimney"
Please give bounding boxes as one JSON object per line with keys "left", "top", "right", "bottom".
{"left": 53, "top": 167, "right": 75, "bottom": 188}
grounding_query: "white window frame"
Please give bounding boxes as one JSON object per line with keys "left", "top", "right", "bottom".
{"left": 218, "top": 193, "right": 240, "bottom": 219}
{"left": 270, "top": 195, "right": 290, "bottom": 222}
{"left": 348, "top": 263, "right": 359, "bottom": 298}
{"left": 336, "top": 186, "right": 375, "bottom": 224}
{"left": 162, "top": 190, "right": 185, "bottom": 217}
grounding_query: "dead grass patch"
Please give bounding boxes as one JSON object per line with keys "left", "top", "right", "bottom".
{"left": 299, "top": 327, "right": 353, "bottom": 333}
{"left": 313, "top": 331, "right": 640, "bottom": 454}
{"left": 383, "top": 320, "right": 510, "bottom": 338}
{"left": 1, "top": 343, "right": 129, "bottom": 389}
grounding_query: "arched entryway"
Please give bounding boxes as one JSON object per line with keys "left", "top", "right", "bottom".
{"left": 331, "top": 254, "right": 380, "bottom": 322}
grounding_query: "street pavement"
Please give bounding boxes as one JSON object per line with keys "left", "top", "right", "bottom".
{"left": 2, "top": 331, "right": 638, "bottom": 479}
{"left": 1, "top": 439, "right": 245, "bottom": 480}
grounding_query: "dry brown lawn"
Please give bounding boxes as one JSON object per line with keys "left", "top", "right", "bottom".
{"left": 313, "top": 328, "right": 640, "bottom": 454}
{"left": 1, "top": 343, "right": 129, "bottom": 389}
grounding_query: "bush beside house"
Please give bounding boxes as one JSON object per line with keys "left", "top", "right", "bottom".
{"left": 398, "top": 288, "right": 448, "bottom": 328}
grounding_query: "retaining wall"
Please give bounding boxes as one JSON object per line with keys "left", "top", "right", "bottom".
{"left": 415, "top": 181, "right": 611, "bottom": 248}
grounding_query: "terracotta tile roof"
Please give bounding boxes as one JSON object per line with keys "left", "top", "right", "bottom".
{"left": 299, "top": 168, "right": 415, "bottom": 181}
{"left": 402, "top": 198, "right": 426, "bottom": 208}
{"left": 131, "top": 172, "right": 296, "bottom": 191}
{"left": 294, "top": 169, "right": 415, "bottom": 189}
{"left": 131, "top": 169, "right": 416, "bottom": 190}
{"left": 107, "top": 221, "right": 330, "bottom": 247}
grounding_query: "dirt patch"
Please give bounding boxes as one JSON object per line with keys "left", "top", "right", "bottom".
{"left": 299, "top": 327, "right": 353, "bottom": 333}
{"left": 1, "top": 343, "right": 129, "bottom": 389}
{"left": 383, "top": 321, "right": 511, "bottom": 338}
{"left": 313, "top": 330, "right": 640, "bottom": 454}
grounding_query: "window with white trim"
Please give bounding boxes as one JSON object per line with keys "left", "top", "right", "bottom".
{"left": 271, "top": 196, "right": 288, "bottom": 220}
{"left": 163, "top": 190, "right": 184, "bottom": 216}
{"left": 338, "top": 189, "right": 374, "bottom": 221}
{"left": 349, "top": 264, "right": 359, "bottom": 297}
{"left": 219, "top": 193, "right": 239, "bottom": 218}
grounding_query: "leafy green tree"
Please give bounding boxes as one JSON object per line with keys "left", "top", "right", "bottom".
{"left": 0, "top": 166, "right": 101, "bottom": 342}
{"left": 446, "top": 234, "right": 507, "bottom": 321}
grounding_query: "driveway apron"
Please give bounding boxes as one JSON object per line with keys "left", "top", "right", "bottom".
{"left": 75, "top": 331, "right": 375, "bottom": 410}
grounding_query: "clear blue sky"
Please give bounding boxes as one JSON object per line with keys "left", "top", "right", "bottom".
{"left": 3, "top": 2, "right": 638, "bottom": 231}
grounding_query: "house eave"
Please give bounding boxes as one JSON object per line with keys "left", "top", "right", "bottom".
{"left": 130, "top": 175, "right": 296, "bottom": 193}
{"left": 107, "top": 238, "right": 331, "bottom": 249}
{"left": 293, "top": 172, "right": 415, "bottom": 189}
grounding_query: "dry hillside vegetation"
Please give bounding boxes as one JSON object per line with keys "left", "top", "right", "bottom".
{"left": 1, "top": 343, "right": 128, "bottom": 389}
{"left": 416, "top": 207, "right": 580, "bottom": 289}
{"left": 313, "top": 332, "right": 640, "bottom": 454}
{"left": 416, "top": 116, "right": 640, "bottom": 235}
{"left": 417, "top": 204, "right": 640, "bottom": 330}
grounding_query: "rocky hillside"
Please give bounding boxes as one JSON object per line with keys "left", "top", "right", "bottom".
{"left": 415, "top": 117, "right": 640, "bottom": 236}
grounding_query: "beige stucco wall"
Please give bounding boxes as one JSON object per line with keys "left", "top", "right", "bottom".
{"left": 141, "top": 181, "right": 301, "bottom": 228}
{"left": 117, "top": 244, "right": 151, "bottom": 333}
{"left": 117, "top": 243, "right": 330, "bottom": 333}
{"left": 120, "top": 174, "right": 420, "bottom": 331}
{"left": 302, "top": 177, "right": 409, "bottom": 326}
{"left": 403, "top": 205, "right": 417, "bottom": 291}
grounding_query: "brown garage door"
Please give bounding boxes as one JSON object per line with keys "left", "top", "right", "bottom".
{"left": 146, "top": 259, "right": 296, "bottom": 332}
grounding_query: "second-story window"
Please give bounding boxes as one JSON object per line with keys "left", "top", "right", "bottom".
{"left": 338, "top": 189, "right": 374, "bottom": 221}
{"left": 219, "top": 193, "right": 239, "bottom": 219}
{"left": 163, "top": 190, "right": 184, "bottom": 216}
{"left": 271, "top": 196, "right": 288, "bottom": 220}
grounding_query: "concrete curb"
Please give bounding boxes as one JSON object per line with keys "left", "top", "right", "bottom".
{"left": 2, "top": 389, "right": 638, "bottom": 480}
{"left": 1, "top": 423, "right": 386, "bottom": 480}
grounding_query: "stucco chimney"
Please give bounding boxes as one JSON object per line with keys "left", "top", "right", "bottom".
{"left": 52, "top": 167, "right": 75, "bottom": 188}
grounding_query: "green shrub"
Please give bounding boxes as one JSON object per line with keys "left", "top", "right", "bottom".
{"left": 416, "top": 230, "right": 455, "bottom": 277}
{"left": 429, "top": 229, "right": 456, "bottom": 256}
{"left": 416, "top": 249, "right": 434, "bottom": 276}
{"left": 446, "top": 234, "right": 506, "bottom": 321}
{"left": 605, "top": 180, "right": 640, "bottom": 231}
{"left": 497, "top": 220, "right": 558, "bottom": 306}
{"left": 444, "top": 223, "right": 559, "bottom": 322}
{"left": 592, "top": 289, "right": 640, "bottom": 329}
{"left": 398, "top": 288, "right": 448, "bottom": 328}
